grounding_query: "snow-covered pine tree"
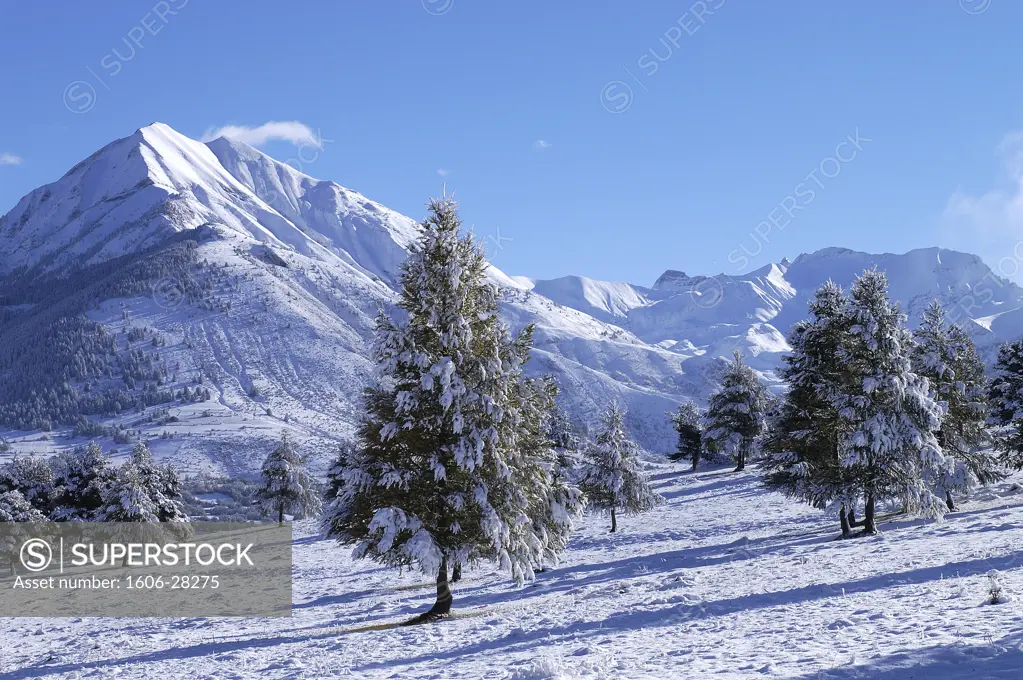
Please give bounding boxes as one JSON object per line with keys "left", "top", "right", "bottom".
{"left": 668, "top": 402, "right": 703, "bottom": 470}
{"left": 833, "top": 269, "right": 952, "bottom": 533}
{"left": 546, "top": 402, "right": 583, "bottom": 476}
{"left": 0, "top": 455, "right": 55, "bottom": 515}
{"left": 255, "top": 433, "right": 321, "bottom": 525}
{"left": 49, "top": 442, "right": 114, "bottom": 521}
{"left": 989, "top": 337, "right": 1023, "bottom": 470}
{"left": 762, "top": 281, "right": 861, "bottom": 535}
{"left": 0, "top": 490, "right": 45, "bottom": 522}
{"left": 321, "top": 198, "right": 582, "bottom": 623}
{"left": 580, "top": 402, "right": 661, "bottom": 532}
{"left": 515, "top": 375, "right": 585, "bottom": 569}
{"left": 912, "top": 300, "right": 1001, "bottom": 510}
{"left": 93, "top": 443, "right": 187, "bottom": 525}
{"left": 100, "top": 461, "right": 160, "bottom": 523}
{"left": 324, "top": 440, "right": 358, "bottom": 504}
{"left": 704, "top": 352, "right": 769, "bottom": 472}
{"left": 125, "top": 442, "right": 188, "bottom": 522}
{"left": 0, "top": 490, "right": 48, "bottom": 575}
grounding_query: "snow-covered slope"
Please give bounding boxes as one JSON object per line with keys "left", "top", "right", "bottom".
{"left": 3, "top": 123, "right": 1023, "bottom": 470}
{"left": 5, "top": 460, "right": 1023, "bottom": 678}
{"left": 205, "top": 135, "right": 419, "bottom": 285}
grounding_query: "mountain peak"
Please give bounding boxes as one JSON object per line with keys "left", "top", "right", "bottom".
{"left": 651, "top": 269, "right": 692, "bottom": 290}
{"left": 136, "top": 121, "right": 178, "bottom": 135}
{"left": 0, "top": 123, "right": 420, "bottom": 279}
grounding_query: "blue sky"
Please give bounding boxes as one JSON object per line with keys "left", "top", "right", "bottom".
{"left": 2, "top": 0, "right": 1023, "bottom": 284}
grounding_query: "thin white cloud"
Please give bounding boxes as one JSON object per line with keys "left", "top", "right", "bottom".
{"left": 942, "top": 132, "right": 1023, "bottom": 280}
{"left": 944, "top": 132, "right": 1023, "bottom": 244}
{"left": 0, "top": 153, "right": 23, "bottom": 166}
{"left": 437, "top": 169, "right": 449, "bottom": 177}
{"left": 201, "top": 121, "right": 320, "bottom": 148}
{"left": 533, "top": 139, "right": 552, "bottom": 150}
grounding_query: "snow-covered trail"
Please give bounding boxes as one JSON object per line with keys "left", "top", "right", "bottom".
{"left": 3, "top": 462, "right": 1023, "bottom": 679}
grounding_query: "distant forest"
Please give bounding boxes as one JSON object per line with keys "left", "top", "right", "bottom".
{"left": 0, "top": 227, "right": 222, "bottom": 431}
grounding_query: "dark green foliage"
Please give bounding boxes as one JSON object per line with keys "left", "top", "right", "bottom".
{"left": 0, "top": 456, "right": 55, "bottom": 516}
{"left": 324, "top": 440, "right": 358, "bottom": 503}
{"left": 580, "top": 402, "right": 662, "bottom": 532}
{"left": 49, "top": 442, "right": 116, "bottom": 520}
{"left": 989, "top": 338, "right": 1023, "bottom": 469}
{"left": 255, "top": 433, "right": 321, "bottom": 523}
{"left": 546, "top": 402, "right": 584, "bottom": 476}
{"left": 763, "top": 281, "right": 853, "bottom": 508}
{"left": 767, "top": 271, "right": 952, "bottom": 532}
{"left": 669, "top": 402, "right": 703, "bottom": 467}
{"left": 88, "top": 441, "right": 187, "bottom": 523}
{"left": 912, "top": 301, "right": 1001, "bottom": 494}
{"left": 323, "top": 198, "right": 582, "bottom": 589}
{"left": 704, "top": 352, "right": 769, "bottom": 472}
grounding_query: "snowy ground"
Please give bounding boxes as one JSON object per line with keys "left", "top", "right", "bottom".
{"left": 2, "top": 461, "right": 1023, "bottom": 679}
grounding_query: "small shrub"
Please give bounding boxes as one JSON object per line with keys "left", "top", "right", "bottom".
{"left": 988, "top": 570, "right": 1011, "bottom": 605}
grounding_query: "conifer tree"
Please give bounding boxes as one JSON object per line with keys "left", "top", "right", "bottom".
{"left": 125, "top": 442, "right": 188, "bottom": 522}
{"left": 516, "top": 376, "right": 585, "bottom": 569}
{"left": 580, "top": 402, "right": 661, "bottom": 532}
{"left": 705, "top": 352, "right": 769, "bottom": 472}
{"left": 0, "top": 490, "right": 45, "bottom": 522}
{"left": 49, "top": 442, "right": 114, "bottom": 521}
{"left": 989, "top": 337, "right": 1023, "bottom": 470}
{"left": 0, "top": 490, "right": 48, "bottom": 575}
{"left": 669, "top": 402, "right": 703, "bottom": 470}
{"left": 763, "top": 281, "right": 860, "bottom": 535}
{"left": 912, "top": 301, "right": 1001, "bottom": 509}
{"left": 98, "top": 450, "right": 192, "bottom": 554}
{"left": 322, "top": 198, "right": 582, "bottom": 622}
{"left": 255, "top": 433, "right": 321, "bottom": 525}
{"left": 100, "top": 462, "right": 161, "bottom": 523}
{"left": 324, "top": 440, "right": 358, "bottom": 504}
{"left": 832, "top": 269, "right": 952, "bottom": 533}
{"left": 0, "top": 456, "right": 55, "bottom": 515}
{"left": 547, "top": 402, "right": 582, "bottom": 475}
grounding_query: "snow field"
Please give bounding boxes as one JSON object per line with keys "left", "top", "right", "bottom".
{"left": 3, "top": 461, "right": 1022, "bottom": 679}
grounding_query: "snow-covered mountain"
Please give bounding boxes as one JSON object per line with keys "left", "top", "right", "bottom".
{"left": 3, "top": 123, "right": 1023, "bottom": 472}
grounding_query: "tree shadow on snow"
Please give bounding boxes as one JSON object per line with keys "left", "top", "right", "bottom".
{"left": 356, "top": 550, "right": 1023, "bottom": 673}
{"left": 666, "top": 470, "right": 762, "bottom": 498}
{"left": 659, "top": 485, "right": 760, "bottom": 502}
{"left": 14, "top": 549, "right": 1023, "bottom": 678}
{"left": 449, "top": 529, "right": 837, "bottom": 612}
{"left": 2, "top": 607, "right": 437, "bottom": 679}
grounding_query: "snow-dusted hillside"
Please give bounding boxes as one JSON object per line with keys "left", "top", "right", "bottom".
{"left": 3, "top": 123, "right": 1023, "bottom": 471}
{"left": 4, "top": 460, "right": 1023, "bottom": 678}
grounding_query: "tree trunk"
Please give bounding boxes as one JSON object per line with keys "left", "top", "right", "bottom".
{"left": 432, "top": 556, "right": 453, "bottom": 615}
{"left": 945, "top": 491, "right": 956, "bottom": 512}
{"left": 610, "top": 506, "right": 617, "bottom": 533}
{"left": 862, "top": 494, "right": 877, "bottom": 534}
{"left": 278, "top": 503, "right": 284, "bottom": 526}
{"left": 692, "top": 448, "right": 700, "bottom": 472}
{"left": 847, "top": 506, "right": 864, "bottom": 528}
{"left": 840, "top": 504, "right": 852, "bottom": 537}
{"left": 734, "top": 447, "right": 745, "bottom": 472}
{"left": 451, "top": 561, "right": 462, "bottom": 583}
{"left": 403, "top": 556, "right": 453, "bottom": 625}
{"left": 735, "top": 440, "right": 749, "bottom": 472}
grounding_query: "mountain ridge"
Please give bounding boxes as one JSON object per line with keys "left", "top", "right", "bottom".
{"left": 2, "top": 123, "right": 1022, "bottom": 472}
